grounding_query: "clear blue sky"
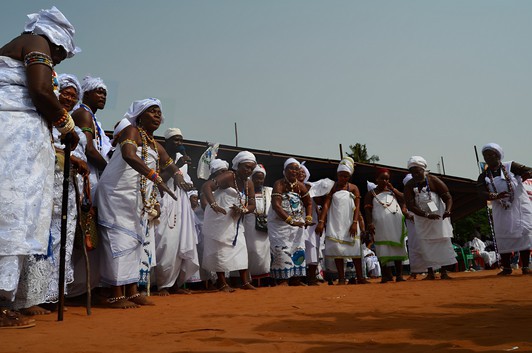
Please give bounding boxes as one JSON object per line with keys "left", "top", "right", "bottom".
{"left": 2, "top": 1, "right": 531, "bottom": 180}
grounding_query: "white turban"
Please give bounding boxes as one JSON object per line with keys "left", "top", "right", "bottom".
{"left": 164, "top": 128, "right": 183, "bottom": 140}
{"left": 24, "top": 6, "right": 80, "bottom": 58}
{"left": 232, "top": 151, "right": 256, "bottom": 170}
{"left": 337, "top": 157, "right": 355, "bottom": 175}
{"left": 58, "top": 73, "right": 82, "bottom": 101}
{"left": 481, "top": 143, "right": 504, "bottom": 160}
{"left": 123, "top": 98, "right": 163, "bottom": 126}
{"left": 210, "top": 159, "right": 229, "bottom": 175}
{"left": 283, "top": 158, "right": 300, "bottom": 171}
{"left": 300, "top": 162, "right": 310, "bottom": 183}
{"left": 403, "top": 173, "right": 413, "bottom": 186}
{"left": 81, "top": 76, "right": 107, "bottom": 94}
{"left": 187, "top": 190, "right": 198, "bottom": 198}
{"left": 407, "top": 156, "right": 428, "bottom": 170}
{"left": 252, "top": 164, "right": 266, "bottom": 177}
{"left": 112, "top": 118, "right": 131, "bottom": 139}
{"left": 367, "top": 181, "right": 377, "bottom": 191}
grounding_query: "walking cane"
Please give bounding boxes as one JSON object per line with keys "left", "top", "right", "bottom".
{"left": 58, "top": 133, "right": 72, "bottom": 321}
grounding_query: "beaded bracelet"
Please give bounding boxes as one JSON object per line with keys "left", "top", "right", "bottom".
{"left": 305, "top": 215, "right": 313, "bottom": 223}
{"left": 162, "top": 158, "right": 174, "bottom": 169}
{"left": 147, "top": 169, "right": 157, "bottom": 181}
{"left": 174, "top": 169, "right": 183, "bottom": 177}
{"left": 120, "top": 139, "right": 138, "bottom": 148}
{"left": 210, "top": 202, "right": 219, "bottom": 209}
{"left": 285, "top": 215, "right": 293, "bottom": 224}
{"left": 24, "top": 51, "right": 53, "bottom": 69}
{"left": 56, "top": 113, "right": 75, "bottom": 135}
{"left": 53, "top": 109, "right": 69, "bottom": 127}
{"left": 81, "top": 127, "right": 94, "bottom": 135}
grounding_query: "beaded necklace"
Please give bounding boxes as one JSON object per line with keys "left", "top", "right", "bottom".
{"left": 486, "top": 164, "right": 514, "bottom": 210}
{"left": 371, "top": 188, "right": 399, "bottom": 214}
{"left": 233, "top": 172, "right": 249, "bottom": 210}
{"left": 284, "top": 177, "right": 299, "bottom": 193}
{"left": 138, "top": 127, "right": 160, "bottom": 216}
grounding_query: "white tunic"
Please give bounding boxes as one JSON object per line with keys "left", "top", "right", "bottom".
{"left": 202, "top": 187, "right": 249, "bottom": 272}
{"left": 324, "top": 190, "right": 361, "bottom": 259}
{"left": 485, "top": 162, "right": 532, "bottom": 253}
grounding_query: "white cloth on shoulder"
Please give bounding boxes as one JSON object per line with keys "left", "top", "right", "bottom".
{"left": 324, "top": 190, "right": 361, "bottom": 259}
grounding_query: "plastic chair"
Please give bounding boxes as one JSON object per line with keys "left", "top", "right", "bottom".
{"left": 453, "top": 244, "right": 474, "bottom": 271}
{"left": 471, "top": 249, "right": 485, "bottom": 269}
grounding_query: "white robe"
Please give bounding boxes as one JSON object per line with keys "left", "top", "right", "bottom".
{"left": 96, "top": 146, "right": 158, "bottom": 286}
{"left": 324, "top": 190, "right": 361, "bottom": 259}
{"left": 243, "top": 187, "right": 272, "bottom": 277}
{"left": 202, "top": 187, "right": 249, "bottom": 272}
{"left": 404, "top": 214, "right": 428, "bottom": 273}
{"left": 485, "top": 162, "right": 532, "bottom": 253}
{"left": 155, "top": 154, "right": 199, "bottom": 289}
{"left": 0, "top": 56, "right": 55, "bottom": 301}
{"left": 413, "top": 188, "right": 457, "bottom": 268}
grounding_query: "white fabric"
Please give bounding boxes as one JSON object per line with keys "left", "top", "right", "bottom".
{"left": 404, "top": 216, "right": 428, "bottom": 273}
{"left": 413, "top": 189, "right": 456, "bottom": 267}
{"left": 300, "top": 162, "right": 310, "bottom": 183}
{"left": 337, "top": 157, "right": 355, "bottom": 175}
{"left": 485, "top": 162, "right": 532, "bottom": 253}
{"left": 252, "top": 164, "right": 266, "bottom": 177}
{"left": 231, "top": 151, "right": 256, "bottom": 170}
{"left": 123, "top": 98, "right": 163, "bottom": 126}
{"left": 81, "top": 76, "right": 107, "bottom": 94}
{"left": 466, "top": 237, "right": 498, "bottom": 267}
{"left": 96, "top": 146, "right": 158, "bottom": 286}
{"left": 407, "top": 156, "right": 427, "bottom": 170}
{"left": 112, "top": 118, "right": 131, "bottom": 139}
{"left": 24, "top": 6, "right": 79, "bottom": 58}
{"left": 305, "top": 200, "right": 321, "bottom": 265}
{"left": 324, "top": 190, "right": 361, "bottom": 258}
{"left": 481, "top": 143, "right": 504, "bottom": 160}
{"left": 308, "top": 178, "right": 334, "bottom": 198}
{"left": 202, "top": 187, "right": 249, "bottom": 272}
{"left": 58, "top": 73, "right": 82, "bottom": 101}
{"left": 283, "top": 158, "right": 300, "bottom": 171}
{"left": 197, "top": 143, "right": 220, "bottom": 180}
{"left": 164, "top": 128, "right": 182, "bottom": 140}
{"left": 155, "top": 153, "right": 199, "bottom": 289}
{"left": 367, "top": 181, "right": 377, "bottom": 191}
{"left": 209, "top": 159, "right": 229, "bottom": 175}
{"left": 268, "top": 192, "right": 307, "bottom": 279}
{"left": 244, "top": 187, "right": 272, "bottom": 276}
{"left": 363, "top": 247, "right": 382, "bottom": 277}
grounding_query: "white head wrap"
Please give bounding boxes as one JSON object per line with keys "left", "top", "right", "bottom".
{"left": 210, "top": 159, "right": 229, "bottom": 175}
{"left": 24, "top": 6, "right": 80, "bottom": 58}
{"left": 232, "top": 151, "right": 256, "bottom": 170}
{"left": 300, "top": 162, "right": 311, "bottom": 183}
{"left": 481, "top": 143, "right": 504, "bottom": 160}
{"left": 252, "top": 164, "right": 266, "bottom": 177}
{"left": 123, "top": 98, "right": 163, "bottom": 126}
{"left": 81, "top": 76, "right": 107, "bottom": 94}
{"left": 367, "top": 181, "right": 377, "bottom": 191}
{"left": 112, "top": 118, "right": 131, "bottom": 139}
{"left": 407, "top": 156, "right": 428, "bottom": 170}
{"left": 337, "top": 157, "right": 355, "bottom": 175}
{"left": 308, "top": 178, "right": 335, "bottom": 198}
{"left": 58, "top": 73, "right": 82, "bottom": 101}
{"left": 402, "top": 173, "right": 413, "bottom": 186}
{"left": 283, "top": 158, "right": 300, "bottom": 171}
{"left": 164, "top": 128, "right": 183, "bottom": 140}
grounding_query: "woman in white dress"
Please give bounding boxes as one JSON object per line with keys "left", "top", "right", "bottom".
{"left": 201, "top": 151, "right": 257, "bottom": 292}
{"left": 365, "top": 168, "right": 408, "bottom": 283}
{"left": 478, "top": 143, "right": 532, "bottom": 275}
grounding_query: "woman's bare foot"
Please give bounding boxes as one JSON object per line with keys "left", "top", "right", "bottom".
{"left": 0, "top": 309, "right": 35, "bottom": 329}
{"left": 155, "top": 288, "right": 171, "bottom": 296}
{"left": 19, "top": 305, "right": 51, "bottom": 316}
{"left": 422, "top": 273, "right": 436, "bottom": 280}
{"left": 218, "top": 284, "right": 236, "bottom": 293}
{"left": 173, "top": 288, "right": 192, "bottom": 295}
{"left": 105, "top": 296, "right": 140, "bottom": 309}
{"left": 240, "top": 282, "right": 257, "bottom": 290}
{"left": 128, "top": 293, "right": 155, "bottom": 306}
{"left": 440, "top": 273, "right": 453, "bottom": 280}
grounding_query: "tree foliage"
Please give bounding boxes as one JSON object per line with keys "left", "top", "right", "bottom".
{"left": 347, "top": 143, "right": 380, "bottom": 163}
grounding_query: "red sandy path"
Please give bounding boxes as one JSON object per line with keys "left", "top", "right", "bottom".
{"left": 2, "top": 269, "right": 531, "bottom": 353}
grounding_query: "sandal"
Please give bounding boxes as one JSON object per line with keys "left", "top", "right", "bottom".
{"left": 0, "top": 309, "right": 36, "bottom": 329}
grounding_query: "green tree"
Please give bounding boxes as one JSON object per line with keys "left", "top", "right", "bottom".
{"left": 347, "top": 143, "right": 380, "bottom": 163}
{"left": 452, "top": 208, "right": 491, "bottom": 245}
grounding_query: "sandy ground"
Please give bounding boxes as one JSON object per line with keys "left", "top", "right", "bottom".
{"left": 2, "top": 269, "right": 531, "bottom": 353}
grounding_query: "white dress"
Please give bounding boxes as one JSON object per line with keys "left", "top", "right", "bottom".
{"left": 371, "top": 191, "right": 408, "bottom": 265}
{"left": 324, "top": 190, "right": 361, "bottom": 259}
{"left": 0, "top": 56, "right": 55, "bottom": 303}
{"left": 202, "top": 187, "right": 249, "bottom": 272}
{"left": 243, "top": 186, "right": 272, "bottom": 277}
{"left": 413, "top": 187, "right": 457, "bottom": 268}
{"left": 96, "top": 146, "right": 158, "bottom": 286}
{"left": 484, "top": 162, "right": 532, "bottom": 253}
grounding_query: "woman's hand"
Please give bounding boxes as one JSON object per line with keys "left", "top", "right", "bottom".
{"left": 158, "top": 182, "right": 177, "bottom": 200}
{"left": 230, "top": 204, "right": 248, "bottom": 218}
{"left": 349, "top": 221, "right": 358, "bottom": 237}
{"left": 367, "top": 223, "right": 375, "bottom": 235}
{"left": 71, "top": 156, "right": 89, "bottom": 177}
{"left": 210, "top": 202, "right": 227, "bottom": 215}
{"left": 315, "top": 222, "right": 325, "bottom": 236}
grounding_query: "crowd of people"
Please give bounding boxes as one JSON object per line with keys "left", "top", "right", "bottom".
{"left": 1, "top": 7, "right": 532, "bottom": 329}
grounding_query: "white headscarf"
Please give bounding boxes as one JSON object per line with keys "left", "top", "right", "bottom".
{"left": 123, "top": 98, "right": 163, "bottom": 126}
{"left": 58, "top": 73, "right": 82, "bottom": 101}
{"left": 231, "top": 151, "right": 256, "bottom": 170}
{"left": 407, "top": 156, "right": 428, "bottom": 170}
{"left": 252, "top": 164, "right": 266, "bottom": 177}
{"left": 112, "top": 118, "right": 131, "bottom": 139}
{"left": 300, "top": 162, "right": 310, "bottom": 183}
{"left": 481, "top": 143, "right": 504, "bottom": 160}
{"left": 403, "top": 173, "right": 413, "bottom": 186}
{"left": 81, "top": 76, "right": 107, "bottom": 94}
{"left": 24, "top": 6, "right": 80, "bottom": 58}
{"left": 367, "top": 181, "right": 377, "bottom": 191}
{"left": 210, "top": 159, "right": 229, "bottom": 175}
{"left": 164, "top": 128, "right": 182, "bottom": 140}
{"left": 337, "top": 157, "right": 355, "bottom": 175}
{"left": 283, "top": 158, "right": 300, "bottom": 171}
{"left": 187, "top": 190, "right": 198, "bottom": 198}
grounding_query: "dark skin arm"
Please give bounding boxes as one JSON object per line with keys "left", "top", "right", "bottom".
{"left": 271, "top": 179, "right": 307, "bottom": 227}
{"left": 315, "top": 191, "right": 332, "bottom": 235}
{"left": 364, "top": 190, "right": 376, "bottom": 235}
{"left": 348, "top": 184, "right": 361, "bottom": 236}
{"left": 201, "top": 171, "right": 256, "bottom": 216}
{"left": 72, "top": 108, "right": 107, "bottom": 170}
{"left": 118, "top": 126, "right": 176, "bottom": 200}
{"left": 404, "top": 176, "right": 452, "bottom": 220}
